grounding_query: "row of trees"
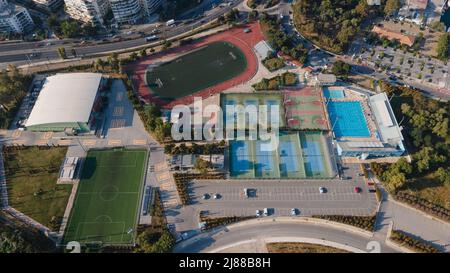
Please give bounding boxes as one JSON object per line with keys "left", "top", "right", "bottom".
{"left": 0, "top": 66, "right": 30, "bottom": 129}
{"left": 164, "top": 142, "right": 226, "bottom": 155}
{"left": 436, "top": 33, "right": 449, "bottom": 62}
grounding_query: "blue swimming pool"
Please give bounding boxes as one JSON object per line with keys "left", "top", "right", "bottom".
{"left": 323, "top": 87, "right": 345, "bottom": 99}
{"left": 327, "top": 101, "right": 370, "bottom": 138}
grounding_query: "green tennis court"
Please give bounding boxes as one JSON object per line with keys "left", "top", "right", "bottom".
{"left": 146, "top": 41, "right": 247, "bottom": 100}
{"left": 63, "top": 149, "right": 148, "bottom": 246}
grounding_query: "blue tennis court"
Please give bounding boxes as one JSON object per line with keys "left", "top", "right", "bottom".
{"left": 323, "top": 87, "right": 345, "bottom": 99}
{"left": 300, "top": 135, "right": 325, "bottom": 176}
{"left": 229, "top": 132, "right": 333, "bottom": 179}
{"left": 230, "top": 141, "right": 253, "bottom": 177}
{"left": 327, "top": 101, "right": 370, "bottom": 138}
{"left": 254, "top": 141, "right": 278, "bottom": 178}
{"left": 279, "top": 140, "right": 299, "bottom": 173}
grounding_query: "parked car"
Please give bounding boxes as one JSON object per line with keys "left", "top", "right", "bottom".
{"left": 256, "top": 210, "right": 261, "bottom": 217}
{"left": 213, "top": 193, "right": 221, "bottom": 199}
{"left": 290, "top": 208, "right": 298, "bottom": 216}
{"left": 354, "top": 187, "right": 362, "bottom": 193}
{"left": 319, "top": 187, "right": 326, "bottom": 194}
{"left": 202, "top": 193, "right": 210, "bottom": 200}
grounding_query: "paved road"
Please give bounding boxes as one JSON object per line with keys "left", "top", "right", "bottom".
{"left": 0, "top": 0, "right": 244, "bottom": 69}
{"left": 173, "top": 219, "right": 398, "bottom": 253}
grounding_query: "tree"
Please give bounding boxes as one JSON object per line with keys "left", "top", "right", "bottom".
{"left": 436, "top": 33, "right": 449, "bottom": 62}
{"left": 435, "top": 167, "right": 450, "bottom": 187}
{"left": 60, "top": 20, "right": 79, "bottom": 38}
{"left": 384, "top": 0, "right": 401, "bottom": 16}
{"left": 430, "top": 21, "right": 446, "bottom": 32}
{"left": 140, "top": 49, "right": 147, "bottom": 58}
{"left": 332, "top": 60, "right": 351, "bottom": 76}
{"left": 195, "top": 158, "right": 213, "bottom": 173}
{"left": 386, "top": 172, "right": 406, "bottom": 192}
{"left": 57, "top": 47, "right": 66, "bottom": 59}
{"left": 162, "top": 40, "right": 172, "bottom": 50}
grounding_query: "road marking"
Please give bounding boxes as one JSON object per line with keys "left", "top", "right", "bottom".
{"left": 82, "top": 139, "right": 97, "bottom": 146}
{"left": 42, "top": 132, "right": 53, "bottom": 139}
{"left": 165, "top": 198, "right": 178, "bottom": 206}
{"left": 154, "top": 163, "right": 167, "bottom": 172}
{"left": 157, "top": 173, "right": 170, "bottom": 181}
{"left": 11, "top": 130, "right": 22, "bottom": 138}
{"left": 108, "top": 139, "right": 122, "bottom": 146}
{"left": 12, "top": 140, "right": 26, "bottom": 145}
{"left": 110, "top": 119, "right": 126, "bottom": 128}
{"left": 35, "top": 140, "right": 48, "bottom": 146}
{"left": 133, "top": 139, "right": 147, "bottom": 145}
{"left": 58, "top": 139, "right": 72, "bottom": 146}
{"left": 113, "top": 106, "right": 124, "bottom": 117}
{"left": 116, "top": 92, "right": 124, "bottom": 102}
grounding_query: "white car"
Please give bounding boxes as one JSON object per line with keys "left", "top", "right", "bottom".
{"left": 319, "top": 187, "right": 326, "bottom": 194}
{"left": 256, "top": 210, "right": 261, "bottom": 217}
{"left": 243, "top": 188, "right": 249, "bottom": 198}
{"left": 290, "top": 208, "right": 298, "bottom": 216}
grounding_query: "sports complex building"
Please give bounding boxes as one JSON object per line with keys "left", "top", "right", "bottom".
{"left": 323, "top": 87, "right": 405, "bottom": 159}
{"left": 25, "top": 73, "right": 106, "bottom": 133}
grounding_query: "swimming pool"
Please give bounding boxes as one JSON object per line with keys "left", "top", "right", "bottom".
{"left": 327, "top": 101, "right": 370, "bottom": 138}
{"left": 323, "top": 87, "right": 345, "bottom": 99}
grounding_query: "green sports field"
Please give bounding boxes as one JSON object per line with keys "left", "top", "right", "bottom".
{"left": 145, "top": 41, "right": 247, "bottom": 100}
{"left": 63, "top": 149, "right": 148, "bottom": 246}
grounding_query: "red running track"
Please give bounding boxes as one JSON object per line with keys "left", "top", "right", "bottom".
{"left": 126, "top": 22, "right": 264, "bottom": 108}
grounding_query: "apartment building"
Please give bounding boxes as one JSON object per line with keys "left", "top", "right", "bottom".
{"left": 64, "top": 0, "right": 110, "bottom": 26}
{"left": 0, "top": 0, "right": 34, "bottom": 34}
{"left": 31, "top": 0, "right": 64, "bottom": 11}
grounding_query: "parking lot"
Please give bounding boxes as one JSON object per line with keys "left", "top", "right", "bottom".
{"left": 354, "top": 44, "right": 449, "bottom": 88}
{"left": 188, "top": 164, "right": 378, "bottom": 218}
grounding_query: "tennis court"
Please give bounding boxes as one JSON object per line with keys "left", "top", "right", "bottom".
{"left": 284, "top": 89, "right": 329, "bottom": 130}
{"left": 229, "top": 132, "right": 333, "bottom": 179}
{"left": 222, "top": 93, "right": 285, "bottom": 130}
{"left": 327, "top": 101, "right": 370, "bottom": 138}
{"left": 63, "top": 149, "right": 148, "bottom": 246}
{"left": 146, "top": 41, "right": 247, "bottom": 101}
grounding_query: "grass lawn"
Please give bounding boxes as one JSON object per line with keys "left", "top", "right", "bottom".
{"left": 3, "top": 146, "right": 71, "bottom": 231}
{"left": 400, "top": 172, "right": 450, "bottom": 210}
{"left": 266, "top": 242, "right": 349, "bottom": 253}
{"left": 145, "top": 41, "right": 247, "bottom": 100}
{"left": 63, "top": 149, "right": 147, "bottom": 246}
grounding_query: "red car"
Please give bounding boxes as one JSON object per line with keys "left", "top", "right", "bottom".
{"left": 354, "top": 187, "right": 362, "bottom": 193}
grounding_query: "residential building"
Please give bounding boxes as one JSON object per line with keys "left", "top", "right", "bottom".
{"left": 109, "top": 0, "right": 143, "bottom": 25}
{"left": 0, "top": 0, "right": 34, "bottom": 34}
{"left": 141, "top": 0, "right": 163, "bottom": 18}
{"left": 64, "top": 0, "right": 110, "bottom": 27}
{"left": 31, "top": 0, "right": 64, "bottom": 11}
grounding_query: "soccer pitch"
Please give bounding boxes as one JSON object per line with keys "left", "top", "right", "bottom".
{"left": 145, "top": 41, "right": 247, "bottom": 100}
{"left": 63, "top": 149, "right": 148, "bottom": 246}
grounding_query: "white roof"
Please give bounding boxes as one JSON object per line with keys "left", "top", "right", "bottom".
{"left": 369, "top": 93, "right": 404, "bottom": 143}
{"left": 26, "top": 73, "right": 102, "bottom": 127}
